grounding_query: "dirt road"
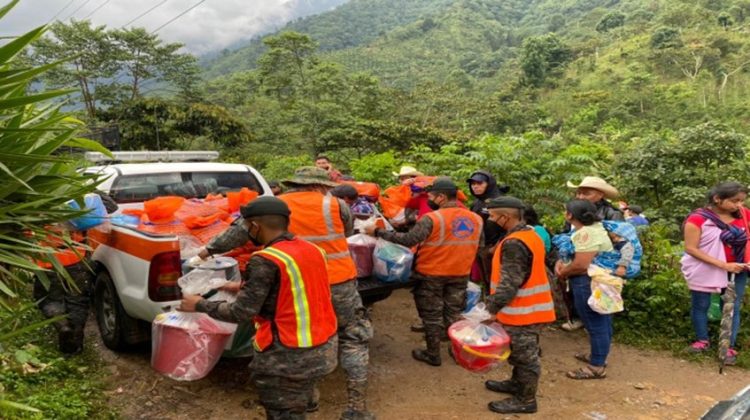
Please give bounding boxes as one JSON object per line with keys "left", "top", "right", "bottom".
{"left": 96, "top": 290, "right": 750, "bottom": 419}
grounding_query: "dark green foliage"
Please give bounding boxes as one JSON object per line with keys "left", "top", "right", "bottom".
{"left": 520, "top": 34, "right": 573, "bottom": 87}
{"left": 596, "top": 11, "right": 626, "bottom": 32}
{"left": 650, "top": 27, "right": 683, "bottom": 49}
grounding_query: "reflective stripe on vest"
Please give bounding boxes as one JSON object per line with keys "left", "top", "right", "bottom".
{"left": 281, "top": 192, "right": 358, "bottom": 284}
{"left": 415, "top": 207, "right": 483, "bottom": 277}
{"left": 491, "top": 229, "right": 556, "bottom": 326}
{"left": 252, "top": 238, "right": 337, "bottom": 351}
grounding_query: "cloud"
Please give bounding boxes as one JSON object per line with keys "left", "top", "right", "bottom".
{"left": 1, "top": 0, "right": 308, "bottom": 54}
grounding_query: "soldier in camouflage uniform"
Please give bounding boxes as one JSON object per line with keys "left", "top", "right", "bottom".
{"left": 366, "top": 177, "right": 483, "bottom": 367}
{"left": 483, "top": 196, "right": 556, "bottom": 415}
{"left": 181, "top": 197, "right": 338, "bottom": 419}
{"left": 200, "top": 167, "right": 374, "bottom": 420}
{"left": 33, "top": 259, "right": 93, "bottom": 355}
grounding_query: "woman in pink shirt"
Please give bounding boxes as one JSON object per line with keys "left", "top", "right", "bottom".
{"left": 682, "top": 182, "right": 749, "bottom": 365}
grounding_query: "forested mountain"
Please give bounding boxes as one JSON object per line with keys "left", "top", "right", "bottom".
{"left": 203, "top": 0, "right": 456, "bottom": 77}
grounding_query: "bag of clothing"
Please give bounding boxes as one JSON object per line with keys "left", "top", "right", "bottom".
{"left": 464, "top": 281, "right": 482, "bottom": 313}
{"left": 348, "top": 233, "right": 377, "bottom": 278}
{"left": 372, "top": 239, "right": 413, "bottom": 282}
{"left": 587, "top": 265, "right": 624, "bottom": 314}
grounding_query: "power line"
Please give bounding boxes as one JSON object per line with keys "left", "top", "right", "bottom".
{"left": 63, "top": 0, "right": 93, "bottom": 20}
{"left": 82, "top": 0, "right": 111, "bottom": 20}
{"left": 150, "top": 0, "right": 206, "bottom": 34}
{"left": 48, "top": 0, "right": 77, "bottom": 23}
{"left": 122, "top": 0, "right": 169, "bottom": 27}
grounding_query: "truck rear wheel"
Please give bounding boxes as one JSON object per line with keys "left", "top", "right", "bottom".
{"left": 94, "top": 270, "right": 148, "bottom": 350}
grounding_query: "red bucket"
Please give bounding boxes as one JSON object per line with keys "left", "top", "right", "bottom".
{"left": 448, "top": 320, "right": 511, "bottom": 373}
{"left": 151, "top": 313, "right": 234, "bottom": 381}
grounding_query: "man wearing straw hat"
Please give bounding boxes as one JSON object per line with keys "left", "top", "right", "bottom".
{"left": 566, "top": 176, "right": 624, "bottom": 223}
{"left": 199, "top": 167, "right": 375, "bottom": 420}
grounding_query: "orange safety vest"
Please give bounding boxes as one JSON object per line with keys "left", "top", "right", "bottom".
{"left": 490, "top": 229, "right": 556, "bottom": 326}
{"left": 415, "top": 207, "right": 483, "bottom": 277}
{"left": 281, "top": 191, "right": 358, "bottom": 284}
{"left": 252, "top": 238, "right": 338, "bottom": 351}
{"left": 34, "top": 231, "right": 86, "bottom": 269}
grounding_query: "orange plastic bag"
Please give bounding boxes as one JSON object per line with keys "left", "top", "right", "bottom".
{"left": 379, "top": 185, "right": 412, "bottom": 219}
{"left": 224, "top": 243, "right": 263, "bottom": 274}
{"left": 227, "top": 188, "right": 259, "bottom": 213}
{"left": 144, "top": 196, "right": 185, "bottom": 223}
{"left": 342, "top": 181, "right": 380, "bottom": 200}
{"left": 411, "top": 177, "right": 468, "bottom": 201}
{"left": 138, "top": 221, "right": 191, "bottom": 236}
{"left": 190, "top": 220, "right": 230, "bottom": 245}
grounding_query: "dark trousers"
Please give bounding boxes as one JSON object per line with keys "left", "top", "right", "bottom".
{"left": 253, "top": 374, "right": 317, "bottom": 419}
{"left": 570, "top": 274, "right": 612, "bottom": 367}
{"left": 414, "top": 276, "right": 467, "bottom": 355}
{"left": 33, "top": 261, "right": 92, "bottom": 334}
{"left": 505, "top": 325, "right": 542, "bottom": 402}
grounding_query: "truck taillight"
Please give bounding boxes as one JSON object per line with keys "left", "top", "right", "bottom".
{"left": 148, "top": 251, "right": 182, "bottom": 302}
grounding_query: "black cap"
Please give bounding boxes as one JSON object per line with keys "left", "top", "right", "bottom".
{"left": 486, "top": 196, "right": 526, "bottom": 209}
{"left": 267, "top": 180, "right": 280, "bottom": 188}
{"left": 331, "top": 184, "right": 358, "bottom": 200}
{"left": 240, "top": 196, "right": 291, "bottom": 219}
{"left": 426, "top": 176, "right": 457, "bottom": 193}
{"left": 467, "top": 173, "right": 489, "bottom": 183}
{"left": 626, "top": 205, "right": 643, "bottom": 214}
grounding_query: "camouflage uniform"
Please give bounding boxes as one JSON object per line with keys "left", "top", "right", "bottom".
{"left": 197, "top": 233, "right": 338, "bottom": 419}
{"left": 33, "top": 260, "right": 93, "bottom": 354}
{"left": 485, "top": 225, "right": 542, "bottom": 404}
{"left": 205, "top": 195, "right": 373, "bottom": 419}
{"left": 376, "top": 202, "right": 480, "bottom": 360}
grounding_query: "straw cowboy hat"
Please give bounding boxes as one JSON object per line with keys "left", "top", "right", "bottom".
{"left": 566, "top": 176, "right": 619, "bottom": 199}
{"left": 393, "top": 166, "right": 424, "bottom": 178}
{"left": 283, "top": 166, "right": 339, "bottom": 188}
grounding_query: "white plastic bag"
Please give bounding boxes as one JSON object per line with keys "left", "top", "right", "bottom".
{"left": 372, "top": 239, "right": 413, "bottom": 282}
{"left": 587, "top": 265, "right": 624, "bottom": 314}
{"left": 348, "top": 233, "right": 377, "bottom": 278}
{"left": 151, "top": 311, "right": 236, "bottom": 381}
{"left": 179, "top": 235, "right": 204, "bottom": 260}
{"left": 464, "top": 282, "right": 482, "bottom": 313}
{"left": 462, "top": 302, "right": 493, "bottom": 323}
{"left": 177, "top": 269, "right": 228, "bottom": 296}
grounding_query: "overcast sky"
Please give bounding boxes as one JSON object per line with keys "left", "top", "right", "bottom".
{"left": 2, "top": 0, "right": 316, "bottom": 54}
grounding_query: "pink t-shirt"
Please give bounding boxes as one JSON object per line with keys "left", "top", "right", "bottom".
{"left": 685, "top": 208, "right": 750, "bottom": 262}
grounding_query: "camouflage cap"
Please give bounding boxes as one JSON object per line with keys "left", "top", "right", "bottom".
{"left": 426, "top": 176, "right": 457, "bottom": 193}
{"left": 486, "top": 196, "right": 526, "bottom": 209}
{"left": 282, "top": 166, "right": 339, "bottom": 188}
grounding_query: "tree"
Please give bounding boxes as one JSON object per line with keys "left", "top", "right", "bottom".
{"left": 718, "top": 12, "right": 732, "bottom": 30}
{"left": 650, "top": 27, "right": 683, "bottom": 50}
{"left": 32, "top": 21, "right": 201, "bottom": 118}
{"left": 520, "top": 34, "right": 572, "bottom": 87}
{"left": 110, "top": 27, "right": 199, "bottom": 101}
{"left": 99, "top": 98, "right": 250, "bottom": 150}
{"left": 596, "top": 12, "right": 626, "bottom": 33}
{"left": 32, "top": 20, "right": 120, "bottom": 118}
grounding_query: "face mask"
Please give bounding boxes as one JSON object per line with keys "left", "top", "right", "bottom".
{"left": 485, "top": 219, "right": 501, "bottom": 231}
{"left": 247, "top": 224, "right": 263, "bottom": 247}
{"left": 427, "top": 200, "right": 440, "bottom": 211}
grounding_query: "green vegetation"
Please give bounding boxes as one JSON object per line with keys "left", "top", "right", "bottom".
{"left": 0, "top": 0, "right": 112, "bottom": 415}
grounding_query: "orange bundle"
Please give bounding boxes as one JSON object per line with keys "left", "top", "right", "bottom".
{"left": 190, "top": 220, "right": 230, "bottom": 245}
{"left": 138, "top": 221, "right": 191, "bottom": 236}
{"left": 144, "top": 196, "right": 185, "bottom": 223}
{"left": 227, "top": 188, "right": 259, "bottom": 213}
{"left": 342, "top": 181, "right": 380, "bottom": 200}
{"left": 379, "top": 185, "right": 412, "bottom": 219}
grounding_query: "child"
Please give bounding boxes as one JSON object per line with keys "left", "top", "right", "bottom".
{"left": 608, "top": 231, "right": 635, "bottom": 278}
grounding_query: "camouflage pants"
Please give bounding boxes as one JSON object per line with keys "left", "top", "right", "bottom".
{"left": 414, "top": 276, "right": 467, "bottom": 356}
{"left": 252, "top": 374, "right": 318, "bottom": 419}
{"left": 250, "top": 337, "right": 337, "bottom": 419}
{"left": 33, "top": 260, "right": 92, "bottom": 334}
{"left": 503, "top": 325, "right": 542, "bottom": 402}
{"left": 331, "top": 279, "right": 373, "bottom": 382}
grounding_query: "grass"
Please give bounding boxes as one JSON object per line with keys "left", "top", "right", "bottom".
{"left": 0, "top": 292, "right": 116, "bottom": 419}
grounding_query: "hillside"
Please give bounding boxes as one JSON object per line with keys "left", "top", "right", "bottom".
{"left": 203, "top": 0, "right": 456, "bottom": 78}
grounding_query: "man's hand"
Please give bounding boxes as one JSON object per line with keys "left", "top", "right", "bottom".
{"left": 615, "top": 266, "right": 626, "bottom": 277}
{"left": 363, "top": 224, "right": 378, "bottom": 236}
{"left": 198, "top": 248, "right": 210, "bottom": 260}
{"left": 178, "top": 295, "right": 203, "bottom": 312}
{"left": 554, "top": 260, "right": 566, "bottom": 279}
{"left": 220, "top": 281, "right": 242, "bottom": 294}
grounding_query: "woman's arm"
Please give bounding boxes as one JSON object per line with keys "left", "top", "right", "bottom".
{"left": 558, "top": 251, "right": 597, "bottom": 278}
{"left": 683, "top": 222, "right": 742, "bottom": 273}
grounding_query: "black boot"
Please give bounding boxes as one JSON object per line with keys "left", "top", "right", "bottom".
{"left": 341, "top": 379, "right": 375, "bottom": 420}
{"left": 488, "top": 397, "right": 538, "bottom": 414}
{"left": 485, "top": 380, "right": 520, "bottom": 394}
{"left": 411, "top": 349, "right": 441, "bottom": 366}
{"left": 58, "top": 325, "right": 82, "bottom": 355}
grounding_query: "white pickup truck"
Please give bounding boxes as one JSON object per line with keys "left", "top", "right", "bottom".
{"left": 84, "top": 152, "right": 272, "bottom": 350}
